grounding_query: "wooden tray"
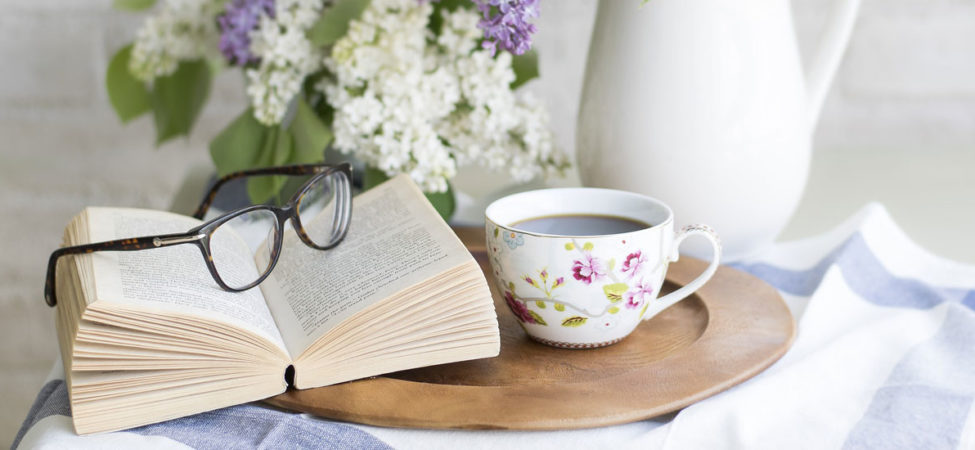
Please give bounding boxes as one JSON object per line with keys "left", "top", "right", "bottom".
{"left": 265, "top": 227, "right": 796, "bottom": 430}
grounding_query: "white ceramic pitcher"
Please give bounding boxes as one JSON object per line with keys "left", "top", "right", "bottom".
{"left": 576, "top": 0, "right": 860, "bottom": 261}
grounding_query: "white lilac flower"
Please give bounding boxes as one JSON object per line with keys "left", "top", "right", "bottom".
{"left": 129, "top": 0, "right": 224, "bottom": 82}
{"left": 320, "top": 0, "right": 566, "bottom": 193}
{"left": 275, "top": 0, "right": 323, "bottom": 29}
{"left": 245, "top": 1, "right": 325, "bottom": 125}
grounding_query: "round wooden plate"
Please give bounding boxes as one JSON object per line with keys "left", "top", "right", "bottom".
{"left": 264, "top": 227, "right": 796, "bottom": 430}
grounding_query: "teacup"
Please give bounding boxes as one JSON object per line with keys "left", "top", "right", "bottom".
{"left": 484, "top": 188, "right": 721, "bottom": 348}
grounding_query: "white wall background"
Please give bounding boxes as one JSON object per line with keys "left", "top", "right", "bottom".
{"left": 1, "top": 0, "right": 973, "bottom": 444}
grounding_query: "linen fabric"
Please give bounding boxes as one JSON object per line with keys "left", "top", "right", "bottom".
{"left": 15, "top": 204, "right": 975, "bottom": 450}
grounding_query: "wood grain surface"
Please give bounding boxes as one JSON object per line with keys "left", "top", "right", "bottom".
{"left": 264, "top": 227, "right": 796, "bottom": 430}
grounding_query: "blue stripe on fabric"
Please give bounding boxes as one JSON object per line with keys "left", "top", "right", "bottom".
{"left": 12, "top": 379, "right": 71, "bottom": 449}
{"left": 732, "top": 233, "right": 974, "bottom": 310}
{"left": 843, "top": 304, "right": 975, "bottom": 450}
{"left": 729, "top": 248, "right": 838, "bottom": 296}
{"left": 963, "top": 290, "right": 975, "bottom": 310}
{"left": 12, "top": 379, "right": 392, "bottom": 450}
{"left": 132, "top": 403, "right": 392, "bottom": 450}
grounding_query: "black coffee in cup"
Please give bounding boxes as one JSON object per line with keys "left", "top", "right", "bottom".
{"left": 511, "top": 214, "right": 650, "bottom": 236}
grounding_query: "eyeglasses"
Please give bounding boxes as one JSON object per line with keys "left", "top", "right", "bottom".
{"left": 44, "top": 163, "right": 353, "bottom": 307}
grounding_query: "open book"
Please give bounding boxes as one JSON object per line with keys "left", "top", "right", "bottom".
{"left": 54, "top": 175, "right": 500, "bottom": 434}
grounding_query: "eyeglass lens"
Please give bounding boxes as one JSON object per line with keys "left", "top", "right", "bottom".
{"left": 297, "top": 171, "right": 348, "bottom": 248}
{"left": 209, "top": 208, "right": 280, "bottom": 289}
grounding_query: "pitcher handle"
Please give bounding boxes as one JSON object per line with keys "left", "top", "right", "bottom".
{"left": 643, "top": 224, "right": 721, "bottom": 321}
{"left": 804, "top": 0, "right": 861, "bottom": 129}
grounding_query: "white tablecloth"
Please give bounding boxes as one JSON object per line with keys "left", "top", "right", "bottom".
{"left": 14, "top": 204, "right": 975, "bottom": 449}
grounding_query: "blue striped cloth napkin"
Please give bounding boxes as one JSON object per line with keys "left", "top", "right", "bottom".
{"left": 14, "top": 204, "right": 975, "bottom": 449}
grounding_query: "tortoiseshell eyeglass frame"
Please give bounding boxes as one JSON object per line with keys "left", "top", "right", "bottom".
{"left": 43, "top": 163, "right": 353, "bottom": 307}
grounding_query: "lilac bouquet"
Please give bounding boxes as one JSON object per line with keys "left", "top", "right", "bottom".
{"left": 106, "top": 0, "right": 565, "bottom": 217}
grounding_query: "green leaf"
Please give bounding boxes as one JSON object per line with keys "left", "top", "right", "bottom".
{"left": 210, "top": 108, "right": 269, "bottom": 176}
{"left": 208, "top": 109, "right": 295, "bottom": 203}
{"left": 561, "top": 316, "right": 587, "bottom": 327}
{"left": 113, "top": 0, "right": 156, "bottom": 11}
{"left": 608, "top": 306, "right": 620, "bottom": 315}
{"left": 307, "top": 0, "right": 372, "bottom": 46}
{"left": 151, "top": 59, "right": 211, "bottom": 145}
{"left": 528, "top": 310, "right": 547, "bottom": 326}
{"left": 583, "top": 242, "right": 594, "bottom": 251}
{"left": 363, "top": 165, "right": 389, "bottom": 190}
{"left": 602, "top": 283, "right": 628, "bottom": 303}
{"left": 289, "top": 98, "right": 332, "bottom": 164}
{"left": 247, "top": 126, "right": 294, "bottom": 203}
{"left": 639, "top": 302, "right": 649, "bottom": 318}
{"left": 607, "top": 258, "right": 616, "bottom": 272}
{"left": 554, "top": 303, "right": 565, "bottom": 312}
{"left": 424, "top": 182, "right": 456, "bottom": 222}
{"left": 106, "top": 45, "right": 151, "bottom": 123}
{"left": 428, "top": 0, "right": 473, "bottom": 34}
{"left": 535, "top": 301, "right": 546, "bottom": 309}
{"left": 276, "top": 100, "right": 330, "bottom": 201}
{"left": 510, "top": 49, "right": 539, "bottom": 90}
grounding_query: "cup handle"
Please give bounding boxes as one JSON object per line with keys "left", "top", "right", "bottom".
{"left": 643, "top": 224, "right": 722, "bottom": 321}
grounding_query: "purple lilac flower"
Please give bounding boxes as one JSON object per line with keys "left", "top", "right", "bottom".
{"left": 473, "top": 0, "right": 539, "bottom": 56}
{"left": 218, "top": 0, "right": 275, "bottom": 66}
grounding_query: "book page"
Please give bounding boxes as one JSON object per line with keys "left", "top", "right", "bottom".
{"left": 257, "top": 175, "right": 472, "bottom": 356}
{"left": 84, "top": 207, "right": 287, "bottom": 353}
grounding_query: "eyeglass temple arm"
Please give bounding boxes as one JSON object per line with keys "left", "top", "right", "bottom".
{"left": 44, "top": 233, "right": 203, "bottom": 307}
{"left": 190, "top": 163, "right": 349, "bottom": 220}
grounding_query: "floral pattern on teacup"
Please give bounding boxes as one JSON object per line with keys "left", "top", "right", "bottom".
{"left": 522, "top": 269, "right": 565, "bottom": 298}
{"left": 624, "top": 278, "right": 655, "bottom": 311}
{"left": 620, "top": 250, "right": 646, "bottom": 280}
{"left": 502, "top": 230, "right": 524, "bottom": 249}
{"left": 491, "top": 231, "right": 660, "bottom": 332}
{"left": 503, "top": 290, "right": 545, "bottom": 325}
{"left": 571, "top": 252, "right": 607, "bottom": 285}
{"left": 598, "top": 316, "right": 619, "bottom": 330}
